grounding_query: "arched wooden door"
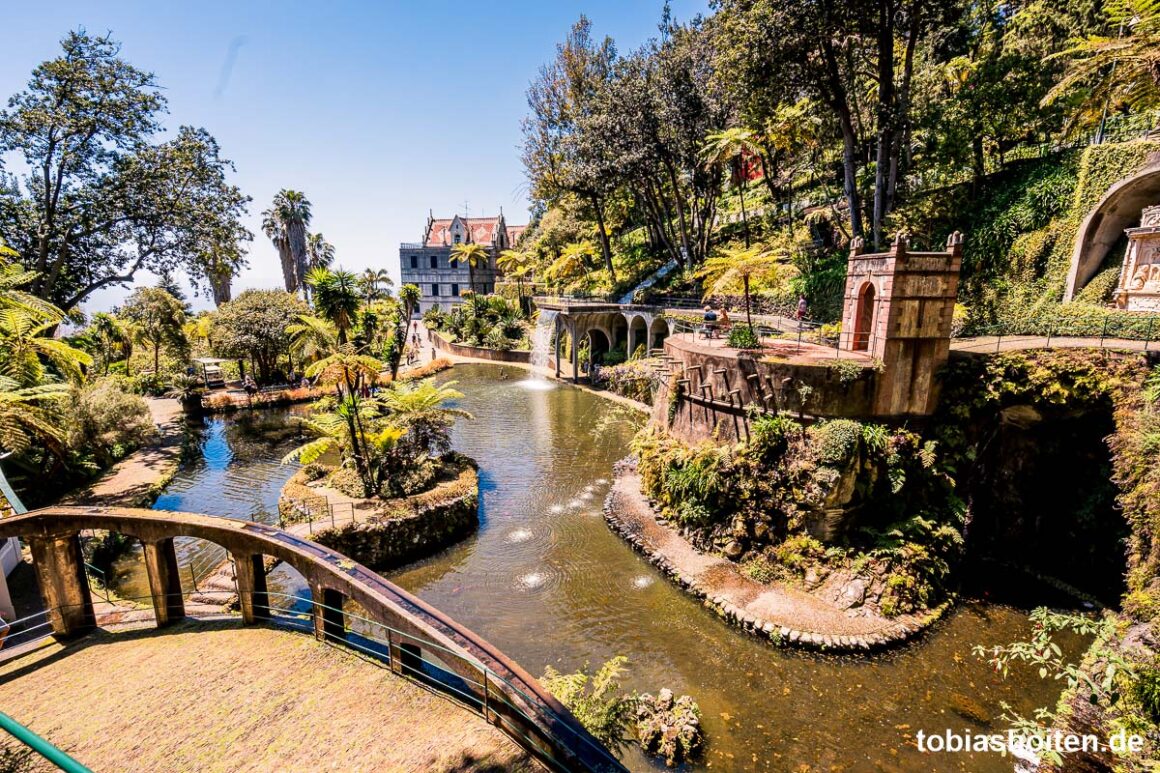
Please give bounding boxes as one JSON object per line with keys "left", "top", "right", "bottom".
{"left": 853, "top": 282, "right": 875, "bottom": 351}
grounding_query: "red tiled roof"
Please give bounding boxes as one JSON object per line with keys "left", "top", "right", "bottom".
{"left": 424, "top": 218, "right": 455, "bottom": 247}
{"left": 464, "top": 217, "right": 500, "bottom": 245}
{"left": 507, "top": 225, "right": 528, "bottom": 245}
{"left": 423, "top": 214, "right": 509, "bottom": 248}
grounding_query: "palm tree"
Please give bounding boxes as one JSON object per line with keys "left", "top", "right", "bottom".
{"left": 696, "top": 245, "right": 780, "bottom": 329}
{"left": 399, "top": 284, "right": 421, "bottom": 322}
{"left": 451, "top": 242, "right": 491, "bottom": 295}
{"left": 88, "top": 312, "right": 131, "bottom": 375}
{"left": 546, "top": 242, "right": 594, "bottom": 289}
{"left": 497, "top": 249, "right": 533, "bottom": 309}
{"left": 390, "top": 284, "right": 423, "bottom": 379}
{"left": 287, "top": 314, "right": 339, "bottom": 363}
{"left": 379, "top": 378, "right": 473, "bottom": 457}
{"left": 301, "top": 232, "right": 336, "bottom": 303}
{"left": 120, "top": 287, "right": 188, "bottom": 376}
{"left": 1047, "top": 0, "right": 1160, "bottom": 130}
{"left": 0, "top": 308, "right": 92, "bottom": 386}
{"left": 0, "top": 376, "right": 71, "bottom": 460}
{"left": 306, "top": 233, "right": 336, "bottom": 271}
{"left": 306, "top": 267, "right": 361, "bottom": 344}
{"left": 702, "top": 127, "right": 761, "bottom": 248}
{"left": 184, "top": 314, "right": 214, "bottom": 353}
{"left": 0, "top": 239, "right": 67, "bottom": 321}
{"left": 359, "top": 268, "right": 394, "bottom": 304}
{"left": 262, "top": 190, "right": 313, "bottom": 294}
{"left": 286, "top": 348, "right": 385, "bottom": 495}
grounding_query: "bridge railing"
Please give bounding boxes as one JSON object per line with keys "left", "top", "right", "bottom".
{"left": 0, "top": 588, "right": 626, "bottom": 773}
{"left": 666, "top": 316, "right": 882, "bottom": 360}
{"left": 259, "top": 590, "right": 624, "bottom": 772}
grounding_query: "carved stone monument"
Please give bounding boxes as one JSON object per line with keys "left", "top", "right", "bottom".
{"left": 1114, "top": 205, "right": 1160, "bottom": 311}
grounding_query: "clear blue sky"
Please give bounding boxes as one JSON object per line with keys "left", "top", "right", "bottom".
{"left": 2, "top": 0, "right": 709, "bottom": 312}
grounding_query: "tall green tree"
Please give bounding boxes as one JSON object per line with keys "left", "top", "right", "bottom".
{"left": 522, "top": 16, "right": 619, "bottom": 281}
{"left": 306, "top": 232, "right": 336, "bottom": 272}
{"left": 497, "top": 249, "right": 533, "bottom": 309}
{"left": 120, "top": 286, "right": 187, "bottom": 374}
{"left": 1048, "top": 0, "right": 1160, "bottom": 127}
{"left": 87, "top": 312, "right": 132, "bottom": 375}
{"left": 388, "top": 284, "right": 422, "bottom": 379}
{"left": 358, "top": 268, "right": 394, "bottom": 303}
{"left": 0, "top": 31, "right": 249, "bottom": 311}
{"left": 210, "top": 289, "right": 308, "bottom": 383}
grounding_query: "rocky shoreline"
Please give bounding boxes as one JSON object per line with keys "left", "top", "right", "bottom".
{"left": 602, "top": 458, "right": 953, "bottom": 653}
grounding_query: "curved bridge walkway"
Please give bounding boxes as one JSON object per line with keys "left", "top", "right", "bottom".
{"left": 0, "top": 506, "right": 623, "bottom": 773}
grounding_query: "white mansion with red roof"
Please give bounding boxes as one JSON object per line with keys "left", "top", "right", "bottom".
{"left": 399, "top": 211, "right": 527, "bottom": 314}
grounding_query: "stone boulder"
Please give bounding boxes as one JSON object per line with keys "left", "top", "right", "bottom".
{"left": 635, "top": 688, "right": 703, "bottom": 768}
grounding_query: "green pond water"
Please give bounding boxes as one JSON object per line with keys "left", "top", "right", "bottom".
{"left": 116, "top": 363, "right": 1087, "bottom": 772}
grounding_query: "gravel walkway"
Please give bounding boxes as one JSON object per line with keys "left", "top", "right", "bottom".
{"left": 59, "top": 397, "right": 185, "bottom": 507}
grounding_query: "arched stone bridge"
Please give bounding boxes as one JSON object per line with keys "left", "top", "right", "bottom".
{"left": 0, "top": 506, "right": 623, "bottom": 773}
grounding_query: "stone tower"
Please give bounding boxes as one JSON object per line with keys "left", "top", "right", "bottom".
{"left": 840, "top": 232, "right": 963, "bottom": 416}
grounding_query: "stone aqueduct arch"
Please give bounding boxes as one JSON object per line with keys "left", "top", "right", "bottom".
{"left": 540, "top": 300, "right": 671, "bottom": 381}
{"left": 1065, "top": 158, "right": 1160, "bottom": 301}
{"left": 0, "top": 506, "right": 619, "bottom": 773}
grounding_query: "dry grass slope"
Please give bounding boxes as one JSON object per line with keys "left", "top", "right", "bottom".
{"left": 0, "top": 621, "right": 537, "bottom": 772}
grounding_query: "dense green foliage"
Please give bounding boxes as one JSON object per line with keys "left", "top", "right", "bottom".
{"left": 0, "top": 31, "right": 251, "bottom": 311}
{"left": 520, "top": 1, "right": 1159, "bottom": 323}
{"left": 633, "top": 412, "right": 959, "bottom": 616}
{"left": 424, "top": 293, "right": 528, "bottom": 351}
{"left": 210, "top": 290, "right": 309, "bottom": 383}
{"left": 541, "top": 657, "right": 638, "bottom": 755}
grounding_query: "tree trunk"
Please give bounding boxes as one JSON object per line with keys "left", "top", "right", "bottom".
{"left": 736, "top": 161, "right": 751, "bottom": 248}
{"left": 871, "top": 3, "right": 897, "bottom": 250}
{"left": 662, "top": 159, "right": 695, "bottom": 266}
{"left": 757, "top": 144, "right": 780, "bottom": 205}
{"left": 744, "top": 275, "right": 752, "bottom": 329}
{"left": 820, "top": 39, "right": 864, "bottom": 239}
{"left": 972, "top": 135, "right": 986, "bottom": 188}
{"left": 589, "top": 193, "right": 616, "bottom": 282}
{"left": 469, "top": 263, "right": 477, "bottom": 295}
{"left": 886, "top": 9, "right": 921, "bottom": 223}
{"left": 278, "top": 244, "right": 296, "bottom": 293}
{"left": 288, "top": 223, "right": 308, "bottom": 295}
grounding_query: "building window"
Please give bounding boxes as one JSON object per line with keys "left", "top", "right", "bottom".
{"left": 429, "top": 255, "right": 437, "bottom": 269}
{"left": 410, "top": 255, "right": 417, "bottom": 269}
{"left": 449, "top": 258, "right": 457, "bottom": 268}
{"left": 451, "top": 283, "right": 459, "bottom": 297}
{"left": 431, "top": 283, "right": 439, "bottom": 297}
{"left": 454, "top": 234, "right": 461, "bottom": 244}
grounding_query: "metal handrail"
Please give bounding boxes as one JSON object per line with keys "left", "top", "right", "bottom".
{"left": 0, "top": 712, "right": 92, "bottom": 773}
{"left": 954, "top": 318, "right": 1160, "bottom": 352}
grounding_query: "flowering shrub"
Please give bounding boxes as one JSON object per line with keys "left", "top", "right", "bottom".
{"left": 596, "top": 358, "right": 661, "bottom": 405}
